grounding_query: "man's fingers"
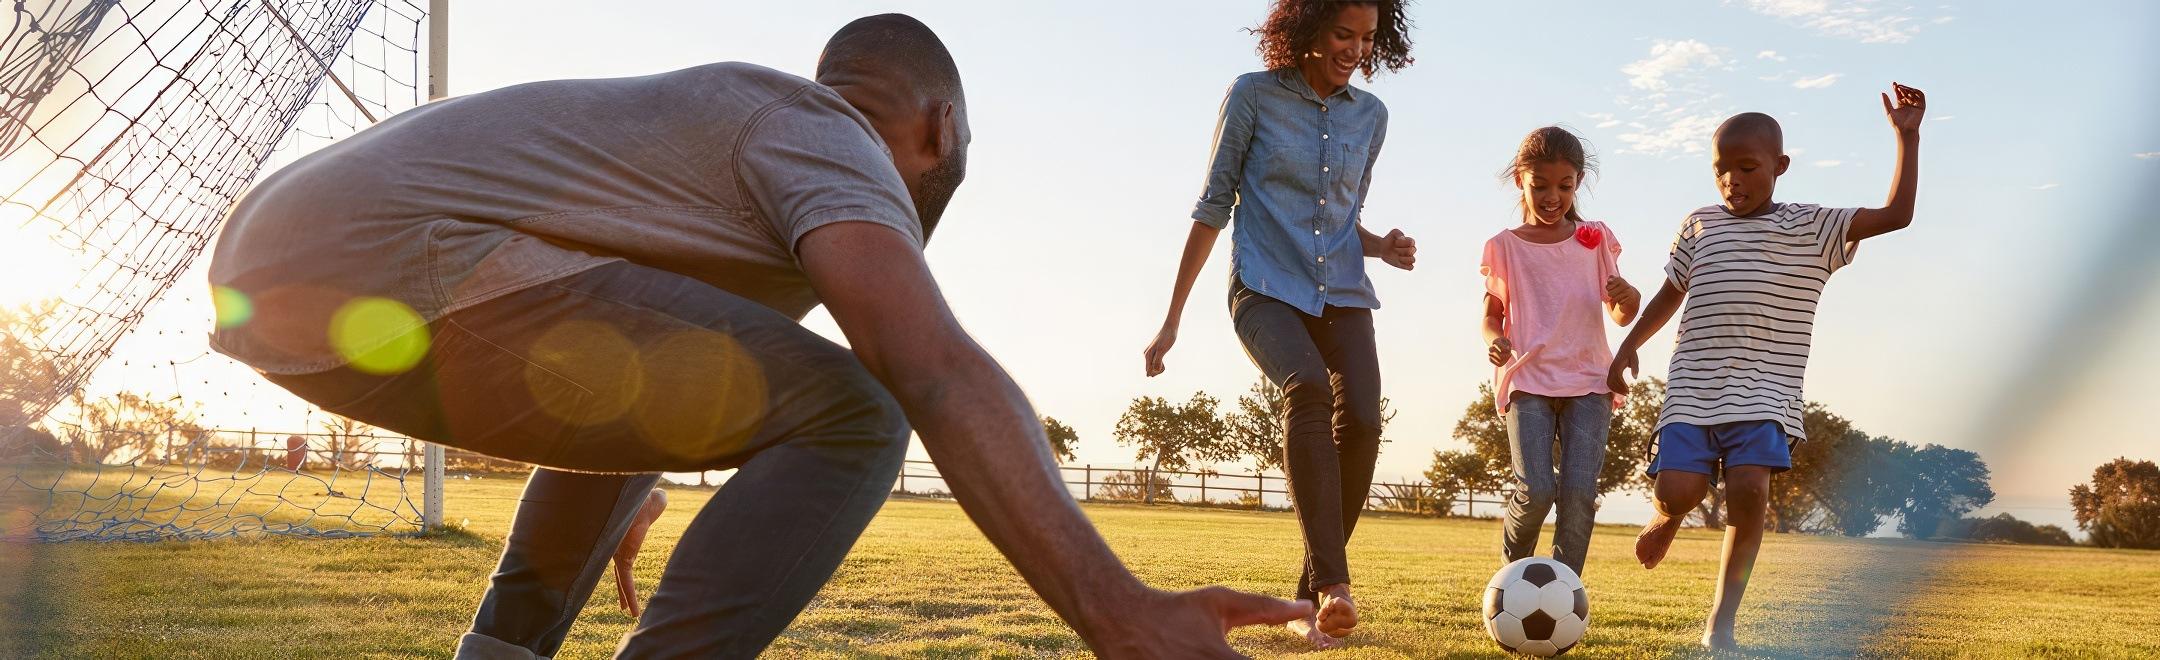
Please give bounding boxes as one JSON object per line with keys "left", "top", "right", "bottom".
{"left": 1200, "top": 587, "right": 1313, "bottom": 629}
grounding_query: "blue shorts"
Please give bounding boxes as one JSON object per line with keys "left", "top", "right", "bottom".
{"left": 1648, "top": 420, "right": 1791, "bottom": 480}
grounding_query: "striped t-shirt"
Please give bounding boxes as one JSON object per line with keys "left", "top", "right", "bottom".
{"left": 1658, "top": 203, "right": 1859, "bottom": 441}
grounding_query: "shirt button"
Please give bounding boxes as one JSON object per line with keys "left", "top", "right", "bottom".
{"left": 1321, "top": 105, "right": 1329, "bottom": 112}
{"left": 1314, "top": 229, "right": 1321, "bottom": 235}
{"left": 1317, "top": 256, "right": 1325, "bottom": 263}
{"left": 1318, "top": 285, "right": 1327, "bottom": 292}
{"left": 1323, "top": 134, "right": 1330, "bottom": 140}
{"left": 1323, "top": 166, "right": 1331, "bottom": 173}
{"left": 1317, "top": 198, "right": 1326, "bottom": 206}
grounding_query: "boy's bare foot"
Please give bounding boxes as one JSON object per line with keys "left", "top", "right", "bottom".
{"left": 612, "top": 488, "right": 669, "bottom": 617}
{"left": 1315, "top": 583, "right": 1357, "bottom": 638}
{"left": 1286, "top": 614, "right": 1343, "bottom": 650}
{"left": 1700, "top": 629, "right": 1739, "bottom": 651}
{"left": 1635, "top": 510, "right": 1684, "bottom": 569}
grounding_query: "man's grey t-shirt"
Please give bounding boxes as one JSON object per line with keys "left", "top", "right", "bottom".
{"left": 208, "top": 62, "right": 922, "bottom": 374}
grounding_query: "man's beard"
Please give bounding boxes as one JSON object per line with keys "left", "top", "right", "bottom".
{"left": 914, "top": 149, "right": 965, "bottom": 240}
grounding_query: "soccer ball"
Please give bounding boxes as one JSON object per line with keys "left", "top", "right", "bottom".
{"left": 1482, "top": 557, "right": 1589, "bottom": 656}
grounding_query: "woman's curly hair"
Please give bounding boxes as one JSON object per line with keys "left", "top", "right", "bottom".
{"left": 1249, "top": 0, "right": 1414, "bottom": 80}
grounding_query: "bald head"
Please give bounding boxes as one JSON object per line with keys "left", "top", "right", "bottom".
{"left": 1715, "top": 112, "right": 1783, "bottom": 154}
{"left": 816, "top": 14, "right": 964, "bottom": 116}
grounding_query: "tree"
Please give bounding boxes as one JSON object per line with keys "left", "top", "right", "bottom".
{"left": 1936, "top": 513, "right": 2075, "bottom": 546}
{"left": 1898, "top": 444, "right": 1994, "bottom": 538}
{"left": 0, "top": 300, "right": 63, "bottom": 427}
{"left": 2069, "top": 458, "right": 2160, "bottom": 550}
{"left": 1425, "top": 449, "right": 1499, "bottom": 516}
{"left": 0, "top": 424, "right": 63, "bottom": 460}
{"left": 1112, "top": 392, "right": 1232, "bottom": 504}
{"left": 1812, "top": 432, "right": 1910, "bottom": 537}
{"left": 1766, "top": 403, "right": 1858, "bottom": 532}
{"left": 1224, "top": 376, "right": 1400, "bottom": 474}
{"left": 70, "top": 391, "right": 206, "bottom": 464}
{"left": 318, "top": 415, "right": 382, "bottom": 470}
{"left": 1040, "top": 416, "right": 1079, "bottom": 463}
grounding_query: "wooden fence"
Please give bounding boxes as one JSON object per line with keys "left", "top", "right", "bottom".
{"left": 895, "top": 460, "right": 1506, "bottom": 518}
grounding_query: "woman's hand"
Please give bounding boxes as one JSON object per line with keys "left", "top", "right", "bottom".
{"left": 1143, "top": 324, "right": 1177, "bottom": 377}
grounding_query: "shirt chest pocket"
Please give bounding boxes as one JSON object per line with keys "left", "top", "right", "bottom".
{"left": 1334, "top": 142, "right": 1371, "bottom": 201}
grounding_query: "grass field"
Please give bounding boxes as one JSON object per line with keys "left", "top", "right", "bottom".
{"left": 3, "top": 475, "right": 2157, "bottom": 658}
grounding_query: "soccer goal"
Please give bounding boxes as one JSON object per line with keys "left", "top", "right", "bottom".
{"left": 0, "top": 0, "right": 450, "bottom": 542}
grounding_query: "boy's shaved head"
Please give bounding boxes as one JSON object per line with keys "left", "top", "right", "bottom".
{"left": 1715, "top": 112, "right": 1784, "bottom": 153}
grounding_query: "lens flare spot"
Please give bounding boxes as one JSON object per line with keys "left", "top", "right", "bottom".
{"left": 211, "top": 286, "right": 253, "bottom": 329}
{"left": 523, "top": 320, "right": 643, "bottom": 425}
{"left": 329, "top": 297, "right": 428, "bottom": 375}
{"left": 634, "top": 329, "right": 768, "bottom": 463}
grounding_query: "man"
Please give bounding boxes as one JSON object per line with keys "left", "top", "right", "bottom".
{"left": 208, "top": 14, "right": 1307, "bottom": 659}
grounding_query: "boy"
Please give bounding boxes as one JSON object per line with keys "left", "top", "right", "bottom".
{"left": 1607, "top": 82, "right": 1926, "bottom": 649}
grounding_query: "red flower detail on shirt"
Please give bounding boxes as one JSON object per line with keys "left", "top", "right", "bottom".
{"left": 1574, "top": 225, "right": 1602, "bottom": 250}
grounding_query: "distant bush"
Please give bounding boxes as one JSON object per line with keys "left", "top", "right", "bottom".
{"left": 1094, "top": 470, "right": 1175, "bottom": 503}
{"left": 1934, "top": 513, "right": 2075, "bottom": 546}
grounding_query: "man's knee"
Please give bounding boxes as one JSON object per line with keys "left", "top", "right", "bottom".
{"left": 832, "top": 369, "right": 909, "bottom": 462}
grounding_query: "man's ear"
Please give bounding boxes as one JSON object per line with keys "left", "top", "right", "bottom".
{"left": 927, "top": 100, "right": 956, "bottom": 160}
{"left": 1774, "top": 154, "right": 1791, "bottom": 177}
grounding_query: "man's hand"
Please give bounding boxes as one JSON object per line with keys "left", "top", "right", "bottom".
{"left": 1143, "top": 324, "right": 1177, "bottom": 377}
{"left": 1608, "top": 347, "right": 1639, "bottom": 395}
{"left": 1370, "top": 228, "right": 1416, "bottom": 271}
{"left": 1092, "top": 588, "right": 1313, "bottom": 659}
{"left": 1882, "top": 82, "right": 1925, "bottom": 134}
{"left": 611, "top": 488, "right": 669, "bottom": 618}
{"left": 1487, "top": 336, "right": 1513, "bottom": 367}
{"left": 1605, "top": 276, "right": 1639, "bottom": 310}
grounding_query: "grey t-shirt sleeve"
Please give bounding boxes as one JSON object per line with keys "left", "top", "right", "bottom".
{"left": 736, "top": 86, "right": 923, "bottom": 257}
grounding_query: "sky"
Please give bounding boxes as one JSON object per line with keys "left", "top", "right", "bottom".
{"left": 38, "top": 0, "right": 2160, "bottom": 532}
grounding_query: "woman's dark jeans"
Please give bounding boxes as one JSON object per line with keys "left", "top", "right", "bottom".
{"left": 268, "top": 261, "right": 909, "bottom": 658}
{"left": 1229, "top": 283, "right": 1382, "bottom": 603}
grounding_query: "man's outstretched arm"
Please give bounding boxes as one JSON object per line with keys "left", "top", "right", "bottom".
{"left": 798, "top": 221, "right": 1307, "bottom": 658}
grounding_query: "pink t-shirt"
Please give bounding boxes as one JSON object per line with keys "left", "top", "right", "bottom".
{"left": 1480, "top": 220, "right": 1624, "bottom": 413}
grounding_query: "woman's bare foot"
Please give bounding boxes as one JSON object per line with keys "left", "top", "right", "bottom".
{"left": 612, "top": 488, "right": 669, "bottom": 617}
{"left": 1635, "top": 510, "right": 1684, "bottom": 569}
{"left": 1286, "top": 614, "right": 1343, "bottom": 650}
{"left": 1315, "top": 584, "right": 1357, "bottom": 638}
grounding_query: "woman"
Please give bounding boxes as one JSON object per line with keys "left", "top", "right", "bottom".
{"left": 1142, "top": 0, "right": 1416, "bottom": 650}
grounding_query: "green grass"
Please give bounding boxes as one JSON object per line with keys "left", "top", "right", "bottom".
{"left": 2, "top": 475, "right": 2156, "bottom": 658}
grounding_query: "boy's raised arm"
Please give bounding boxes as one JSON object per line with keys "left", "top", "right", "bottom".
{"left": 1850, "top": 83, "right": 1927, "bottom": 242}
{"left": 1608, "top": 279, "right": 1685, "bottom": 395}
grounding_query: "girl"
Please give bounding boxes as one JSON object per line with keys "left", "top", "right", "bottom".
{"left": 1480, "top": 127, "right": 1639, "bottom": 577}
{"left": 1142, "top": 0, "right": 1417, "bottom": 650}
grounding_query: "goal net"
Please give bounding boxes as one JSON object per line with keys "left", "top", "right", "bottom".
{"left": 0, "top": 0, "right": 440, "bottom": 541}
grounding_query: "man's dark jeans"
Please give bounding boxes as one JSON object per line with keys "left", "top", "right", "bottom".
{"left": 269, "top": 261, "right": 909, "bottom": 658}
{"left": 1228, "top": 283, "right": 1382, "bottom": 604}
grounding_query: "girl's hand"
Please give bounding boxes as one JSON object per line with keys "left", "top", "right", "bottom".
{"left": 1607, "top": 347, "right": 1639, "bottom": 395}
{"left": 1487, "top": 336, "right": 1513, "bottom": 367}
{"left": 1605, "top": 276, "right": 1639, "bottom": 309}
{"left": 1883, "top": 82, "right": 1925, "bottom": 135}
{"left": 1373, "top": 228, "right": 1417, "bottom": 271}
{"left": 1144, "top": 325, "right": 1177, "bottom": 377}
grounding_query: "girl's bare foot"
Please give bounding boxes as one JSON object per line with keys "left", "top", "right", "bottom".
{"left": 612, "top": 488, "right": 669, "bottom": 617}
{"left": 1701, "top": 628, "right": 1739, "bottom": 651}
{"left": 1315, "top": 583, "right": 1357, "bottom": 638}
{"left": 1286, "top": 614, "right": 1343, "bottom": 650}
{"left": 1635, "top": 511, "right": 1684, "bottom": 569}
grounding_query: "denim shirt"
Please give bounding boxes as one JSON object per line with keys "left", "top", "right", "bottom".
{"left": 1192, "top": 68, "right": 1387, "bottom": 317}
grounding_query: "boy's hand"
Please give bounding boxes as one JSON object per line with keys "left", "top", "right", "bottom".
{"left": 1605, "top": 276, "right": 1639, "bottom": 309}
{"left": 1882, "top": 82, "right": 1926, "bottom": 135}
{"left": 1607, "top": 347, "right": 1639, "bottom": 395}
{"left": 1487, "top": 336, "right": 1513, "bottom": 367}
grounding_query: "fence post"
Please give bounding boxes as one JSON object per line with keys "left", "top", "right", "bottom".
{"left": 898, "top": 463, "right": 906, "bottom": 494}
{"left": 1083, "top": 464, "right": 1092, "bottom": 501}
{"left": 1199, "top": 471, "right": 1208, "bottom": 504}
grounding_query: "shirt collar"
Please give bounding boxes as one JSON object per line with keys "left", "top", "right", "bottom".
{"left": 1273, "top": 67, "right": 1362, "bottom": 104}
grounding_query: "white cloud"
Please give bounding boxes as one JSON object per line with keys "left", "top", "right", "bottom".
{"left": 2135, "top": 152, "right": 2160, "bottom": 160}
{"left": 1579, "top": 112, "right": 1623, "bottom": 129}
{"left": 1814, "top": 160, "right": 1843, "bottom": 167}
{"left": 1617, "top": 112, "right": 1727, "bottom": 156}
{"left": 1757, "top": 50, "right": 1787, "bottom": 61}
{"left": 1792, "top": 73, "right": 1842, "bottom": 89}
{"left": 1732, "top": 0, "right": 1944, "bottom": 44}
{"left": 2032, "top": 183, "right": 2060, "bottom": 191}
{"left": 1931, "top": 115, "right": 1956, "bottom": 122}
{"left": 1622, "top": 40, "right": 1723, "bottom": 91}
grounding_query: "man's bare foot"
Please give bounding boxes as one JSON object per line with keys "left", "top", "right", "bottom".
{"left": 1315, "top": 584, "right": 1357, "bottom": 638}
{"left": 612, "top": 488, "right": 669, "bottom": 617}
{"left": 1285, "top": 614, "right": 1343, "bottom": 650}
{"left": 1700, "top": 629, "right": 1739, "bottom": 651}
{"left": 1635, "top": 511, "right": 1684, "bottom": 569}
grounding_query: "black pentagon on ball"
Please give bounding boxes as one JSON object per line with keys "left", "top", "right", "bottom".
{"left": 1521, "top": 562, "right": 1558, "bottom": 587}
{"left": 1522, "top": 610, "right": 1557, "bottom": 640}
{"left": 1573, "top": 587, "right": 1589, "bottom": 619}
{"left": 1484, "top": 587, "right": 1504, "bottom": 619}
